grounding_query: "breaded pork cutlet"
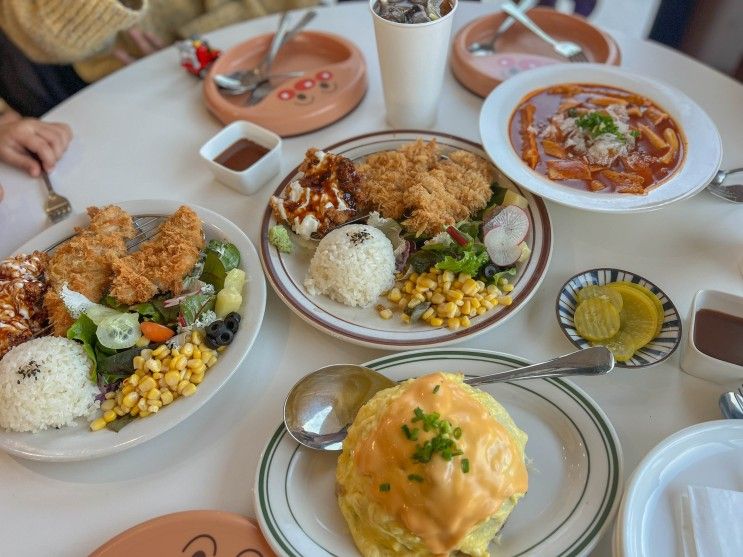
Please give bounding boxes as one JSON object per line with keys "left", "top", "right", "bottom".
{"left": 108, "top": 206, "right": 204, "bottom": 305}
{"left": 357, "top": 140, "right": 496, "bottom": 237}
{"left": 44, "top": 206, "right": 136, "bottom": 335}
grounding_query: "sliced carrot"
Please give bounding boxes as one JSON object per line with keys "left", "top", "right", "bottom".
{"left": 140, "top": 321, "right": 175, "bottom": 343}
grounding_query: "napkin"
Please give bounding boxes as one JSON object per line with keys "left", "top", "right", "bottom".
{"left": 679, "top": 485, "right": 743, "bottom": 557}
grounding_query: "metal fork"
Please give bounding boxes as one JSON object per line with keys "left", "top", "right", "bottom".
{"left": 39, "top": 168, "right": 71, "bottom": 223}
{"left": 501, "top": 1, "right": 589, "bottom": 62}
{"left": 707, "top": 167, "right": 743, "bottom": 203}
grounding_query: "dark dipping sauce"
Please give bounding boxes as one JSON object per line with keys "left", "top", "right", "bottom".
{"left": 693, "top": 309, "right": 743, "bottom": 366}
{"left": 214, "top": 138, "right": 269, "bottom": 171}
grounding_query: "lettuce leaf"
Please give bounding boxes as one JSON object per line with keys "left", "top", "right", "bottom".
{"left": 436, "top": 249, "right": 490, "bottom": 276}
{"left": 66, "top": 314, "right": 98, "bottom": 381}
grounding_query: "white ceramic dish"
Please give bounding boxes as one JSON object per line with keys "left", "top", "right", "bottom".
{"left": 260, "top": 130, "right": 553, "bottom": 350}
{"left": 614, "top": 420, "right": 743, "bottom": 557}
{"left": 479, "top": 64, "right": 723, "bottom": 213}
{"left": 199, "top": 120, "right": 282, "bottom": 195}
{"left": 680, "top": 289, "right": 743, "bottom": 386}
{"left": 255, "top": 348, "right": 623, "bottom": 557}
{"left": 0, "top": 199, "right": 266, "bottom": 461}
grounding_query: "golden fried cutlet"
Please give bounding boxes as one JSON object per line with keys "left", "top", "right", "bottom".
{"left": 108, "top": 206, "right": 204, "bottom": 305}
{"left": 357, "top": 139, "right": 496, "bottom": 237}
{"left": 44, "top": 205, "right": 136, "bottom": 335}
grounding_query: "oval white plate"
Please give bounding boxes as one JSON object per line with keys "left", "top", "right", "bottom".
{"left": 614, "top": 420, "right": 743, "bottom": 557}
{"left": 255, "top": 348, "right": 623, "bottom": 557}
{"left": 260, "top": 130, "right": 553, "bottom": 350}
{"left": 0, "top": 199, "right": 266, "bottom": 461}
{"left": 479, "top": 64, "right": 722, "bottom": 213}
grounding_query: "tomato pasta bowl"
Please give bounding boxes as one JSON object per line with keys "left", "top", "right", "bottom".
{"left": 479, "top": 64, "right": 722, "bottom": 213}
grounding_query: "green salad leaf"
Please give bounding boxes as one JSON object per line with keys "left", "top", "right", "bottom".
{"left": 66, "top": 314, "right": 98, "bottom": 381}
{"left": 99, "top": 346, "right": 144, "bottom": 384}
{"left": 436, "top": 249, "right": 490, "bottom": 276}
{"left": 131, "top": 302, "right": 164, "bottom": 324}
{"left": 200, "top": 240, "right": 241, "bottom": 289}
{"left": 488, "top": 266, "right": 517, "bottom": 285}
{"left": 181, "top": 293, "right": 215, "bottom": 326}
{"left": 106, "top": 414, "right": 136, "bottom": 433}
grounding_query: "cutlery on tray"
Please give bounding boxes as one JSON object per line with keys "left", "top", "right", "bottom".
{"left": 707, "top": 167, "right": 743, "bottom": 203}
{"left": 467, "top": 0, "right": 539, "bottom": 56}
{"left": 720, "top": 388, "right": 743, "bottom": 419}
{"left": 501, "top": 0, "right": 589, "bottom": 62}
{"left": 30, "top": 153, "right": 71, "bottom": 223}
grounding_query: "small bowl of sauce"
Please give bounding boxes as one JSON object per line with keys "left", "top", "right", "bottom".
{"left": 200, "top": 120, "right": 282, "bottom": 195}
{"left": 681, "top": 290, "right": 743, "bottom": 385}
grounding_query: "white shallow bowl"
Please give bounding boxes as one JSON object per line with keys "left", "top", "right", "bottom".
{"left": 479, "top": 63, "right": 722, "bottom": 213}
{"left": 680, "top": 289, "right": 743, "bottom": 386}
{"left": 0, "top": 199, "right": 266, "bottom": 461}
{"left": 199, "top": 120, "right": 282, "bottom": 195}
{"left": 614, "top": 420, "right": 743, "bottom": 557}
{"left": 256, "top": 348, "right": 623, "bottom": 557}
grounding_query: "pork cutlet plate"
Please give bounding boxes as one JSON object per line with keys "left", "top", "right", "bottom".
{"left": 260, "top": 130, "right": 553, "bottom": 349}
{"left": 255, "top": 349, "right": 623, "bottom": 557}
{"left": 0, "top": 200, "right": 266, "bottom": 461}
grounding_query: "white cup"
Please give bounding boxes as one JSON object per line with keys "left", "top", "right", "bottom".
{"left": 370, "top": 0, "right": 458, "bottom": 129}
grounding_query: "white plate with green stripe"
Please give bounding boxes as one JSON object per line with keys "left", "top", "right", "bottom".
{"left": 255, "top": 349, "right": 623, "bottom": 556}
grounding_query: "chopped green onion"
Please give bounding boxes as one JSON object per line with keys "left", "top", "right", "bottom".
{"left": 401, "top": 424, "right": 419, "bottom": 441}
{"left": 379, "top": 483, "right": 391, "bottom": 492}
{"left": 408, "top": 474, "right": 424, "bottom": 483}
{"left": 433, "top": 384, "right": 440, "bottom": 394}
{"left": 461, "top": 458, "right": 470, "bottom": 474}
{"left": 453, "top": 427, "right": 462, "bottom": 439}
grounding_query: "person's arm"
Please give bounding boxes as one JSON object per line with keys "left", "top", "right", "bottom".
{"left": 0, "top": 118, "right": 72, "bottom": 176}
{"left": 0, "top": 0, "right": 146, "bottom": 64}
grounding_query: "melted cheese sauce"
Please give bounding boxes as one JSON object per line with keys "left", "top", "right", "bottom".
{"left": 353, "top": 373, "right": 528, "bottom": 554}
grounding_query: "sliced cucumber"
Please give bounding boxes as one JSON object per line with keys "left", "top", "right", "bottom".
{"left": 85, "top": 304, "right": 122, "bottom": 325}
{"left": 96, "top": 313, "right": 141, "bottom": 350}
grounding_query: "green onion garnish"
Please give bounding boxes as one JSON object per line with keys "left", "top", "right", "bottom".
{"left": 433, "top": 384, "right": 440, "bottom": 394}
{"left": 408, "top": 474, "right": 424, "bottom": 483}
{"left": 461, "top": 458, "right": 470, "bottom": 473}
{"left": 379, "top": 483, "right": 391, "bottom": 492}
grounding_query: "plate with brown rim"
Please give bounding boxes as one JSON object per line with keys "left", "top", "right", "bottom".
{"left": 259, "top": 130, "right": 552, "bottom": 350}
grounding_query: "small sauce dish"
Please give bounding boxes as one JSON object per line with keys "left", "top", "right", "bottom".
{"left": 199, "top": 120, "right": 282, "bottom": 195}
{"left": 680, "top": 289, "right": 743, "bottom": 385}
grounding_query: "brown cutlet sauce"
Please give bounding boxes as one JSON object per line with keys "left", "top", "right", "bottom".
{"left": 214, "top": 138, "right": 269, "bottom": 171}
{"left": 693, "top": 309, "right": 743, "bottom": 366}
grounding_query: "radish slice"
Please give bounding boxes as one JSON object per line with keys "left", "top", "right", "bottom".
{"left": 481, "top": 206, "right": 503, "bottom": 236}
{"left": 483, "top": 205, "right": 529, "bottom": 247}
{"left": 487, "top": 242, "right": 523, "bottom": 267}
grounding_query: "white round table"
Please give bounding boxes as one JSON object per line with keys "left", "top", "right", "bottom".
{"left": 1, "top": 3, "right": 742, "bottom": 556}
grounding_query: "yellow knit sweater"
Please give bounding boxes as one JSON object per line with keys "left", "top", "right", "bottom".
{"left": 0, "top": 0, "right": 318, "bottom": 82}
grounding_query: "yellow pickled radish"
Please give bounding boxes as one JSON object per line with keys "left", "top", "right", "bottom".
{"left": 215, "top": 287, "right": 242, "bottom": 318}
{"left": 592, "top": 331, "right": 635, "bottom": 363}
{"left": 574, "top": 298, "right": 621, "bottom": 341}
{"left": 608, "top": 281, "right": 664, "bottom": 337}
{"left": 576, "top": 284, "right": 623, "bottom": 312}
{"left": 611, "top": 284, "right": 658, "bottom": 350}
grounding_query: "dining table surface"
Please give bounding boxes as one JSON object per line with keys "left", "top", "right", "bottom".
{"left": 1, "top": 2, "right": 742, "bottom": 556}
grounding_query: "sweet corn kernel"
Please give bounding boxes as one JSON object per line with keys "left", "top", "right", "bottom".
{"left": 145, "top": 358, "right": 161, "bottom": 373}
{"left": 193, "top": 348, "right": 202, "bottom": 360}
{"left": 181, "top": 383, "right": 197, "bottom": 397}
{"left": 483, "top": 300, "right": 494, "bottom": 310}
{"left": 140, "top": 348, "right": 153, "bottom": 360}
{"left": 460, "top": 316, "right": 471, "bottom": 328}
{"left": 135, "top": 368, "right": 146, "bottom": 377}
{"left": 401, "top": 314, "right": 411, "bottom": 325}
{"left": 129, "top": 406, "right": 140, "bottom": 417}
{"left": 138, "top": 376, "right": 156, "bottom": 393}
{"left": 447, "top": 317, "right": 461, "bottom": 330}
{"left": 170, "top": 347, "right": 180, "bottom": 358}
{"left": 103, "top": 410, "right": 116, "bottom": 423}
{"left": 164, "top": 371, "right": 180, "bottom": 388}
{"left": 193, "top": 363, "right": 206, "bottom": 375}
{"left": 161, "top": 391, "right": 174, "bottom": 405}
{"left": 191, "top": 330, "right": 203, "bottom": 345}
{"left": 461, "top": 300, "right": 471, "bottom": 315}
{"left": 135, "top": 335, "right": 150, "bottom": 348}
{"left": 152, "top": 372, "right": 163, "bottom": 380}
{"left": 429, "top": 317, "right": 444, "bottom": 327}
{"left": 138, "top": 409, "right": 150, "bottom": 418}
{"left": 152, "top": 345, "right": 168, "bottom": 358}
{"left": 206, "top": 355, "right": 218, "bottom": 368}
{"left": 104, "top": 392, "right": 115, "bottom": 400}
{"left": 446, "top": 290, "right": 464, "bottom": 302}
{"left": 442, "top": 271, "right": 454, "bottom": 283}
{"left": 502, "top": 283, "right": 514, "bottom": 293}
{"left": 387, "top": 288, "right": 402, "bottom": 302}
{"left": 177, "top": 380, "right": 190, "bottom": 394}
{"left": 146, "top": 388, "right": 161, "bottom": 401}
{"left": 137, "top": 397, "right": 148, "bottom": 411}
{"left": 122, "top": 385, "right": 134, "bottom": 396}
{"left": 181, "top": 343, "right": 194, "bottom": 357}
{"left": 161, "top": 358, "right": 171, "bottom": 369}
{"left": 173, "top": 355, "right": 187, "bottom": 370}
{"left": 431, "top": 292, "right": 445, "bottom": 305}
{"left": 122, "top": 391, "right": 139, "bottom": 408}
{"left": 442, "top": 281, "right": 451, "bottom": 293}
{"left": 476, "top": 306, "right": 487, "bottom": 316}
{"left": 114, "top": 407, "right": 126, "bottom": 416}
{"left": 90, "top": 418, "right": 106, "bottom": 431}
{"left": 378, "top": 307, "right": 393, "bottom": 320}
{"left": 147, "top": 405, "right": 160, "bottom": 414}
{"left": 191, "top": 374, "right": 204, "bottom": 385}
{"left": 397, "top": 296, "right": 410, "bottom": 310}
{"left": 461, "top": 278, "right": 478, "bottom": 296}
{"left": 408, "top": 297, "right": 422, "bottom": 309}
{"left": 421, "top": 307, "right": 435, "bottom": 321}
{"left": 132, "top": 356, "right": 145, "bottom": 370}
{"left": 101, "top": 399, "right": 115, "bottom": 411}
{"left": 498, "top": 295, "right": 513, "bottom": 306}
{"left": 409, "top": 273, "right": 419, "bottom": 282}
{"left": 186, "top": 359, "right": 201, "bottom": 369}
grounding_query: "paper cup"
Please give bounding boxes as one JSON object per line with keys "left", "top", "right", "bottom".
{"left": 370, "top": 0, "right": 458, "bottom": 128}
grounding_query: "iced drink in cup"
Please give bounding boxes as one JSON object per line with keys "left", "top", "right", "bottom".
{"left": 370, "top": 0, "right": 457, "bottom": 128}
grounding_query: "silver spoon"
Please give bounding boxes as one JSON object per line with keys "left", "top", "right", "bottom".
{"left": 707, "top": 167, "right": 743, "bottom": 203}
{"left": 467, "top": 0, "right": 539, "bottom": 56}
{"left": 719, "top": 391, "right": 743, "bottom": 419}
{"left": 284, "top": 346, "right": 614, "bottom": 451}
